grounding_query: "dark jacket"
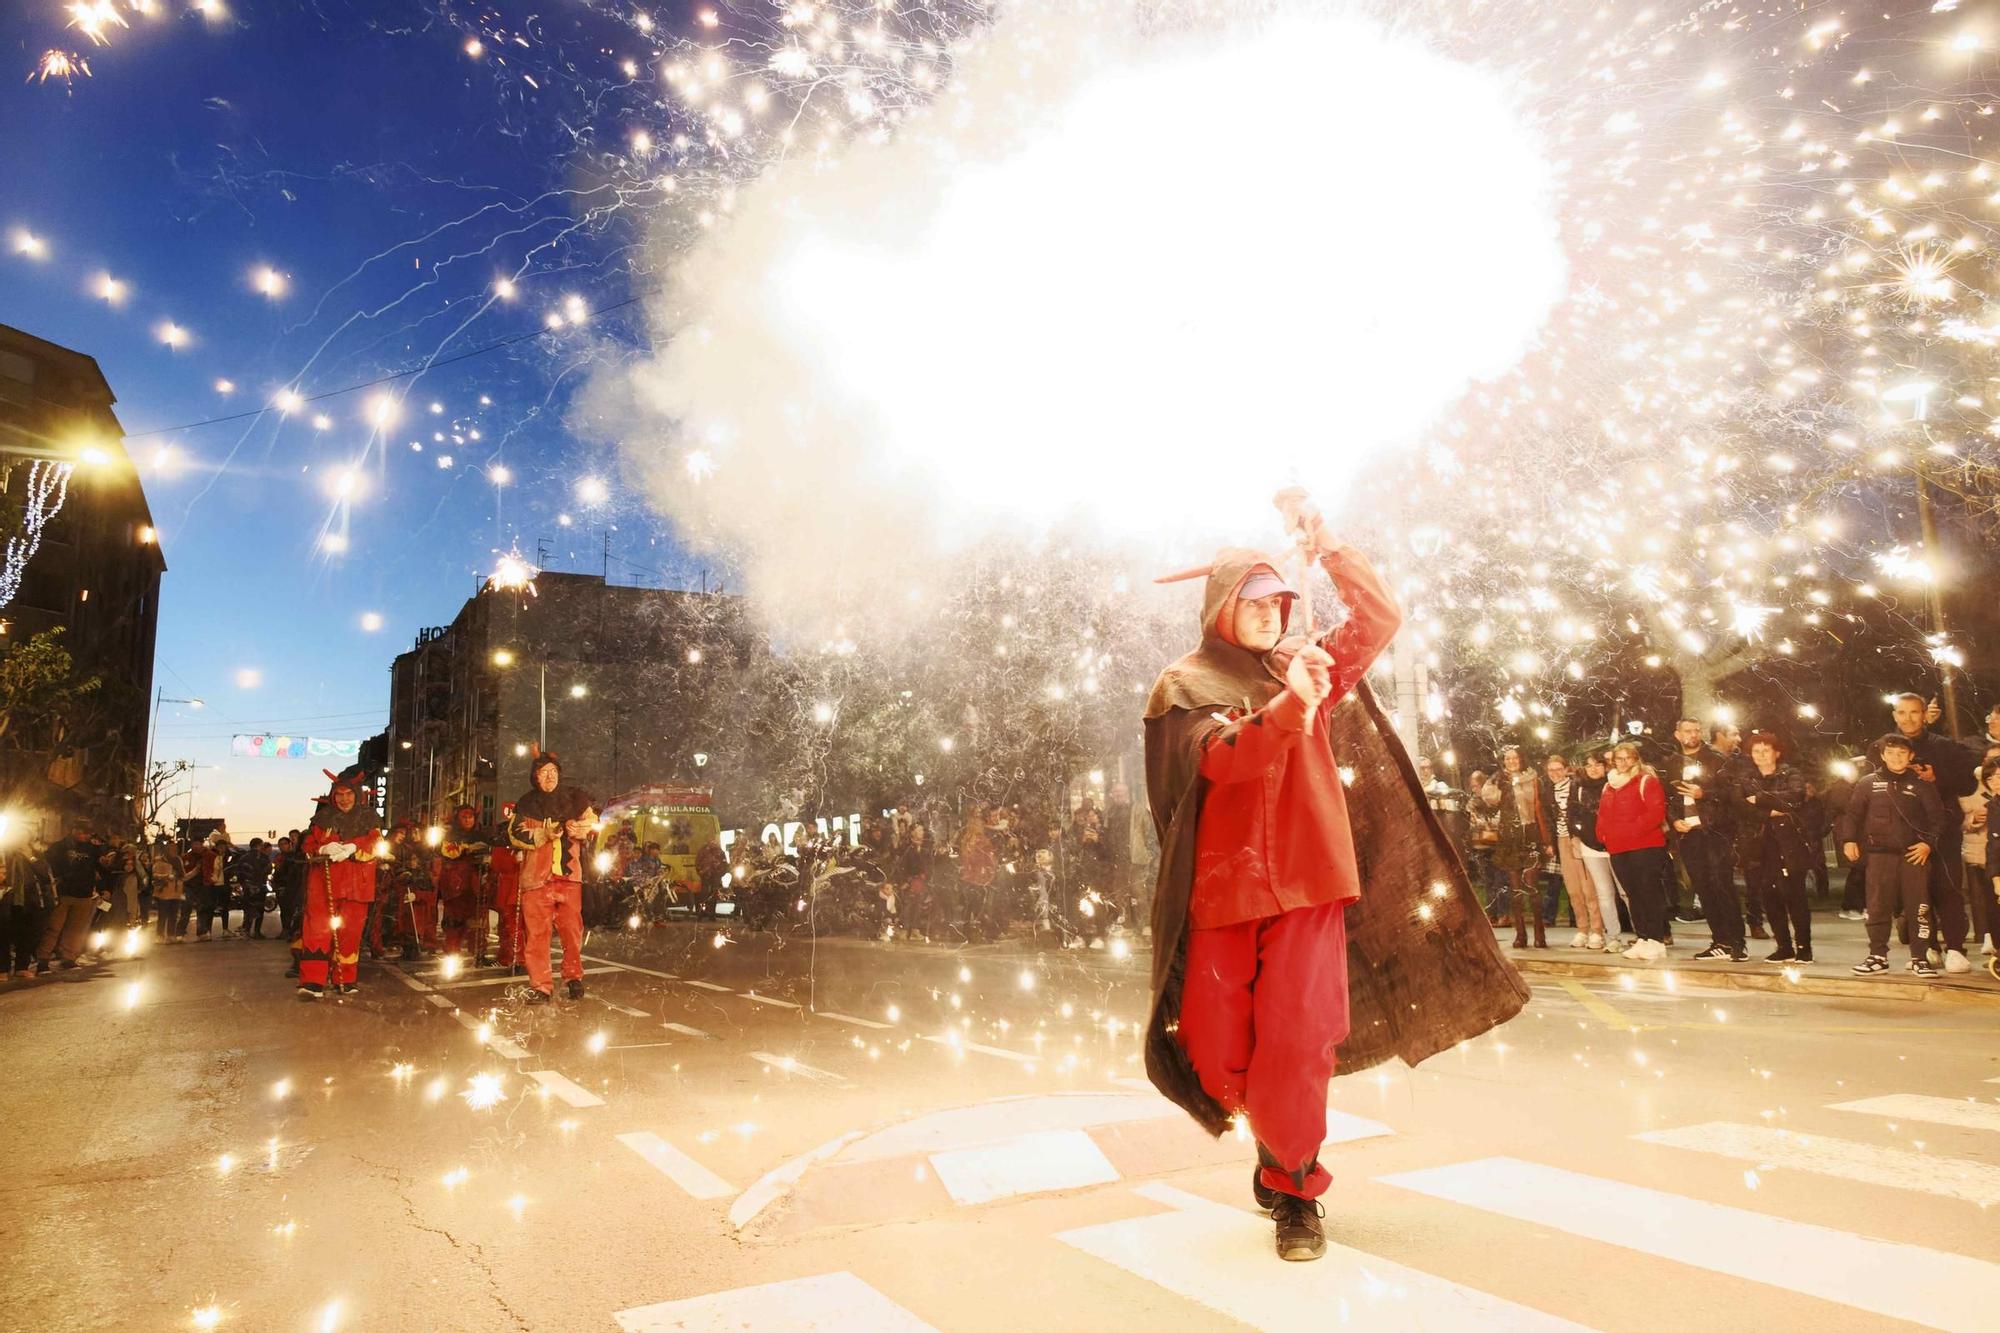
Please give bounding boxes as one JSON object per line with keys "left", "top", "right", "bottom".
{"left": 3, "top": 851, "right": 56, "bottom": 911}
{"left": 1839, "top": 769, "right": 1945, "bottom": 853}
{"left": 45, "top": 836, "right": 106, "bottom": 899}
{"left": 1665, "top": 746, "right": 1729, "bottom": 828}
{"left": 1569, "top": 774, "right": 1609, "bottom": 853}
{"left": 1735, "top": 763, "right": 1813, "bottom": 876}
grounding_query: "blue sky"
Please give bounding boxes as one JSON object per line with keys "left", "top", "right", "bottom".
{"left": 2, "top": 2, "right": 687, "bottom": 833}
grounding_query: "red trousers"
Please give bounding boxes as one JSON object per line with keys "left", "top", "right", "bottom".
{"left": 520, "top": 879, "right": 584, "bottom": 993}
{"left": 301, "top": 889, "right": 370, "bottom": 986}
{"left": 492, "top": 880, "right": 520, "bottom": 965}
{"left": 1177, "top": 900, "right": 1349, "bottom": 1200}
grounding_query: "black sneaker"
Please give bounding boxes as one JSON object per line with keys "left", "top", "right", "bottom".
{"left": 297, "top": 983, "right": 324, "bottom": 1000}
{"left": 1909, "top": 957, "right": 1939, "bottom": 978}
{"left": 1252, "top": 1167, "right": 1280, "bottom": 1215}
{"left": 1795, "top": 949, "right": 1814, "bottom": 963}
{"left": 1272, "top": 1195, "right": 1327, "bottom": 1262}
{"left": 1727, "top": 949, "right": 1750, "bottom": 962}
{"left": 1852, "top": 955, "right": 1887, "bottom": 975}
{"left": 1692, "top": 945, "right": 1732, "bottom": 961}
{"left": 566, "top": 979, "right": 585, "bottom": 1000}
{"left": 339, "top": 982, "right": 360, "bottom": 996}
{"left": 526, "top": 988, "right": 554, "bottom": 1005}
{"left": 1765, "top": 950, "right": 1796, "bottom": 963}
{"left": 35, "top": 961, "right": 50, "bottom": 976}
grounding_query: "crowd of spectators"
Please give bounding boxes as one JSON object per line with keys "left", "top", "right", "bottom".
{"left": 1425, "top": 694, "right": 2000, "bottom": 978}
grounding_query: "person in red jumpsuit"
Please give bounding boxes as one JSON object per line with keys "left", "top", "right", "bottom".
{"left": 505, "top": 751, "right": 596, "bottom": 1003}
{"left": 435, "top": 804, "right": 495, "bottom": 959}
{"left": 385, "top": 822, "right": 440, "bottom": 960}
{"left": 490, "top": 804, "right": 521, "bottom": 969}
{"left": 1143, "top": 491, "right": 1527, "bottom": 1261}
{"left": 298, "top": 766, "right": 384, "bottom": 1000}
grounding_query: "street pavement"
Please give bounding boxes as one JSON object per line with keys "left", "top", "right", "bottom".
{"left": 3, "top": 922, "right": 1998, "bottom": 1332}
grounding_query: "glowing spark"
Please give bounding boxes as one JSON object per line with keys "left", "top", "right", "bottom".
{"left": 66, "top": 3, "right": 128, "bottom": 45}
{"left": 360, "top": 611, "right": 382, "bottom": 631}
{"left": 463, "top": 1073, "right": 506, "bottom": 1110}
{"left": 577, "top": 476, "right": 609, "bottom": 504}
{"left": 191, "top": 1306, "right": 222, "bottom": 1330}
{"left": 252, "top": 266, "right": 286, "bottom": 298}
{"left": 488, "top": 552, "right": 537, "bottom": 591}
{"left": 92, "top": 272, "right": 124, "bottom": 303}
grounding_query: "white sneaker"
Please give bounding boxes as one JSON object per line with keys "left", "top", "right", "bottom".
{"left": 1622, "top": 941, "right": 1648, "bottom": 960}
{"left": 1569, "top": 932, "right": 1588, "bottom": 949}
{"left": 1585, "top": 933, "right": 1604, "bottom": 950}
{"left": 1839, "top": 910, "right": 1864, "bottom": 921}
{"left": 1639, "top": 939, "right": 1667, "bottom": 961}
{"left": 1982, "top": 934, "right": 1996, "bottom": 957}
{"left": 1604, "top": 937, "right": 1624, "bottom": 954}
{"left": 1943, "top": 949, "right": 1972, "bottom": 974}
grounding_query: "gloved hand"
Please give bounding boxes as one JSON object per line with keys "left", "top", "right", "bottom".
{"left": 322, "top": 842, "right": 355, "bottom": 863}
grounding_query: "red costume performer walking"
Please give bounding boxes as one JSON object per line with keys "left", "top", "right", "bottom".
{"left": 505, "top": 752, "right": 597, "bottom": 1003}
{"left": 298, "top": 766, "right": 383, "bottom": 1000}
{"left": 435, "top": 805, "right": 495, "bottom": 958}
{"left": 490, "top": 807, "right": 521, "bottom": 968}
{"left": 1144, "top": 491, "right": 1527, "bottom": 1261}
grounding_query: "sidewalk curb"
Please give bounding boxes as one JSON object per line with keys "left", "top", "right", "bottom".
{"left": 1508, "top": 955, "right": 2000, "bottom": 1007}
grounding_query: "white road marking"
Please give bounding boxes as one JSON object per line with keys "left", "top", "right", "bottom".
{"left": 751, "top": 1051, "right": 847, "bottom": 1084}
{"left": 729, "top": 1130, "right": 869, "bottom": 1232}
{"left": 616, "top": 1131, "right": 734, "bottom": 1201}
{"left": 614, "top": 1272, "right": 936, "bottom": 1333}
{"left": 929, "top": 1127, "right": 1121, "bottom": 1206}
{"left": 739, "top": 990, "right": 800, "bottom": 1009}
{"left": 448, "top": 1009, "right": 529, "bottom": 1060}
{"left": 840, "top": 1093, "right": 1182, "bottom": 1165}
{"left": 815, "top": 1010, "right": 892, "bottom": 1030}
{"left": 680, "top": 979, "right": 734, "bottom": 992}
{"left": 582, "top": 953, "right": 678, "bottom": 981}
{"left": 527, "top": 1069, "right": 605, "bottom": 1109}
{"left": 588, "top": 994, "right": 649, "bottom": 1017}
{"left": 1830, "top": 1094, "right": 2000, "bottom": 1135}
{"left": 920, "top": 1033, "right": 1035, "bottom": 1064}
{"left": 1640, "top": 1121, "right": 2000, "bottom": 1207}
{"left": 436, "top": 965, "right": 617, "bottom": 990}
{"left": 380, "top": 963, "right": 432, "bottom": 993}
{"left": 663, "top": 1022, "right": 713, "bottom": 1039}
{"left": 1060, "top": 1183, "right": 1589, "bottom": 1331}
{"left": 425, "top": 994, "right": 454, "bottom": 1009}
{"left": 1381, "top": 1156, "right": 2000, "bottom": 1330}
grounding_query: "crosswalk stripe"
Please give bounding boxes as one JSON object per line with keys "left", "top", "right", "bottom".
{"left": 616, "top": 1131, "right": 734, "bottom": 1200}
{"left": 582, "top": 954, "right": 679, "bottom": 981}
{"left": 1829, "top": 1094, "right": 2000, "bottom": 1135}
{"left": 527, "top": 1070, "right": 605, "bottom": 1108}
{"left": 739, "top": 990, "right": 799, "bottom": 1009}
{"left": 680, "top": 979, "right": 733, "bottom": 992}
{"left": 448, "top": 1009, "right": 529, "bottom": 1059}
{"left": 588, "top": 994, "right": 650, "bottom": 1017}
{"left": 1638, "top": 1121, "right": 2000, "bottom": 1207}
{"left": 816, "top": 1010, "right": 892, "bottom": 1030}
{"left": 1060, "top": 1183, "right": 1589, "bottom": 1331}
{"left": 436, "top": 966, "right": 618, "bottom": 990}
{"left": 425, "top": 993, "right": 453, "bottom": 1008}
{"left": 929, "top": 1127, "right": 1120, "bottom": 1206}
{"left": 663, "top": 1022, "right": 713, "bottom": 1039}
{"left": 751, "top": 1051, "right": 847, "bottom": 1084}
{"left": 921, "top": 1033, "right": 1035, "bottom": 1064}
{"left": 1380, "top": 1156, "right": 2000, "bottom": 1330}
{"left": 379, "top": 963, "right": 432, "bottom": 992}
{"left": 614, "top": 1271, "right": 936, "bottom": 1332}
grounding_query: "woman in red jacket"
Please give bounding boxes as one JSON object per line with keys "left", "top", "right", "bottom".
{"left": 1597, "top": 741, "right": 1671, "bottom": 960}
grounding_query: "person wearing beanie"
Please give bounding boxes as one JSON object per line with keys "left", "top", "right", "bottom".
{"left": 1840, "top": 733, "right": 1946, "bottom": 978}
{"left": 1141, "top": 488, "right": 1526, "bottom": 1263}
{"left": 435, "top": 805, "right": 496, "bottom": 960}
{"left": 298, "top": 767, "right": 384, "bottom": 998}
{"left": 505, "top": 751, "right": 597, "bottom": 1003}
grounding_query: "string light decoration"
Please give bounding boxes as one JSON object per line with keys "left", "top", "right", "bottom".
{"left": 0, "top": 461, "right": 75, "bottom": 610}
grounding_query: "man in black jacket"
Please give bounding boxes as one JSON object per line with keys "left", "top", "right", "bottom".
{"left": 1884, "top": 693, "right": 1979, "bottom": 972}
{"left": 1842, "top": 733, "right": 1946, "bottom": 977}
{"left": 36, "top": 819, "right": 111, "bottom": 972}
{"left": 1666, "top": 719, "right": 1746, "bottom": 961}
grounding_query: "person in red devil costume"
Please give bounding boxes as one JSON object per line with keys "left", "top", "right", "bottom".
{"left": 435, "top": 804, "right": 495, "bottom": 959}
{"left": 489, "top": 803, "right": 521, "bottom": 969}
{"left": 505, "top": 750, "right": 597, "bottom": 1003}
{"left": 1143, "top": 491, "right": 1527, "bottom": 1260}
{"left": 298, "top": 766, "right": 385, "bottom": 1000}
{"left": 384, "top": 822, "right": 440, "bottom": 961}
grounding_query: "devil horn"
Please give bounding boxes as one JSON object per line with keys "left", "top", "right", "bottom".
{"left": 1152, "top": 564, "right": 1214, "bottom": 585}
{"left": 323, "top": 769, "right": 339, "bottom": 781}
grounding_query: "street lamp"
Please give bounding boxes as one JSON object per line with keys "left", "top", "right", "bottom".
{"left": 1883, "top": 377, "right": 1961, "bottom": 737}
{"left": 143, "top": 691, "right": 202, "bottom": 829}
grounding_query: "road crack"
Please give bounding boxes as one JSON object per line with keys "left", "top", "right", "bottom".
{"left": 350, "top": 1152, "right": 531, "bottom": 1331}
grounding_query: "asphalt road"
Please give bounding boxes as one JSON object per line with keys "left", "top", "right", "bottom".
{"left": 3, "top": 923, "right": 1997, "bottom": 1332}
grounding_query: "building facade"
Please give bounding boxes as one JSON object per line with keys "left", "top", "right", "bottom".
{"left": 0, "top": 324, "right": 164, "bottom": 825}
{"left": 384, "top": 572, "right": 755, "bottom": 827}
